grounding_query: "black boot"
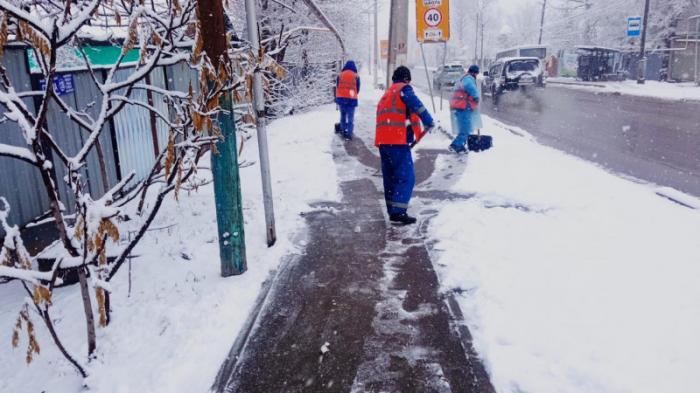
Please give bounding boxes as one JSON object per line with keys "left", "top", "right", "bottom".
{"left": 389, "top": 213, "right": 417, "bottom": 225}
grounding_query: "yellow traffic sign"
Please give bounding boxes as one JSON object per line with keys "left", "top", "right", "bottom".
{"left": 416, "top": 0, "right": 450, "bottom": 43}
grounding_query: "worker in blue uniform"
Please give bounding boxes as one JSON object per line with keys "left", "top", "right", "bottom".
{"left": 374, "top": 66, "right": 435, "bottom": 225}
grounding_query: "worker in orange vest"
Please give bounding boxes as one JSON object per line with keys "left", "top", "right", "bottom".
{"left": 375, "top": 66, "right": 435, "bottom": 225}
{"left": 335, "top": 60, "right": 360, "bottom": 140}
{"left": 449, "top": 65, "right": 480, "bottom": 153}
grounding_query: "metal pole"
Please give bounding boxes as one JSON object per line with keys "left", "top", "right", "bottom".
{"left": 197, "top": 0, "right": 247, "bottom": 275}
{"left": 245, "top": 0, "right": 277, "bottom": 247}
{"left": 474, "top": 12, "right": 479, "bottom": 64}
{"left": 374, "top": 0, "right": 379, "bottom": 88}
{"left": 637, "top": 0, "right": 651, "bottom": 84}
{"left": 420, "top": 43, "right": 437, "bottom": 113}
{"left": 538, "top": 0, "right": 547, "bottom": 45}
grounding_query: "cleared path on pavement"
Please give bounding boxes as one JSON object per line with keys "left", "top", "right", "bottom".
{"left": 212, "top": 99, "right": 494, "bottom": 393}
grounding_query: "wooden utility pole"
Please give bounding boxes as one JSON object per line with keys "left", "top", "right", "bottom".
{"left": 197, "top": 0, "right": 248, "bottom": 276}
{"left": 538, "top": 0, "right": 547, "bottom": 45}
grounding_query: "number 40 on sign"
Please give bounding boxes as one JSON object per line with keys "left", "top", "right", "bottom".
{"left": 416, "top": 0, "right": 450, "bottom": 43}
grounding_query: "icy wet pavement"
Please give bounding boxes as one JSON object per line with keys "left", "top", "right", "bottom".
{"left": 212, "top": 100, "right": 493, "bottom": 393}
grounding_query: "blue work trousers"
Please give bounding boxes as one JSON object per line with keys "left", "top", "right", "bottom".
{"left": 450, "top": 109, "right": 473, "bottom": 149}
{"left": 379, "top": 145, "right": 415, "bottom": 216}
{"left": 339, "top": 104, "right": 356, "bottom": 138}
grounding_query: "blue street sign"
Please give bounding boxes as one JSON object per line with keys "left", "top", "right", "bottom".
{"left": 39, "top": 74, "right": 75, "bottom": 96}
{"left": 628, "top": 16, "right": 642, "bottom": 37}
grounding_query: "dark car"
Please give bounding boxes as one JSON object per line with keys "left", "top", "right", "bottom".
{"left": 483, "top": 57, "right": 545, "bottom": 106}
{"left": 432, "top": 63, "right": 465, "bottom": 90}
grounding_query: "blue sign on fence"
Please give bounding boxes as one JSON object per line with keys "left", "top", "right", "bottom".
{"left": 627, "top": 16, "right": 642, "bottom": 37}
{"left": 39, "top": 74, "right": 75, "bottom": 96}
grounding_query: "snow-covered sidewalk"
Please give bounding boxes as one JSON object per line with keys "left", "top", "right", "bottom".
{"left": 0, "top": 109, "right": 339, "bottom": 392}
{"left": 548, "top": 77, "right": 700, "bottom": 101}
{"left": 421, "top": 105, "right": 700, "bottom": 393}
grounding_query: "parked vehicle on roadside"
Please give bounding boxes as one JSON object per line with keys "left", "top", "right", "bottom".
{"left": 432, "top": 63, "right": 465, "bottom": 90}
{"left": 495, "top": 45, "right": 548, "bottom": 61}
{"left": 482, "top": 57, "right": 546, "bottom": 106}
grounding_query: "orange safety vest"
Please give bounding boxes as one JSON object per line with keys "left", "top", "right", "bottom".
{"left": 336, "top": 70, "right": 358, "bottom": 99}
{"left": 450, "top": 75, "right": 479, "bottom": 111}
{"left": 374, "top": 83, "right": 424, "bottom": 146}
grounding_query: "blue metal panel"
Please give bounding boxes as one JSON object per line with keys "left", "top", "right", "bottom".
{"left": 72, "top": 72, "right": 119, "bottom": 196}
{"left": 112, "top": 68, "right": 158, "bottom": 182}
{"left": 0, "top": 48, "right": 50, "bottom": 232}
{"left": 149, "top": 67, "right": 171, "bottom": 153}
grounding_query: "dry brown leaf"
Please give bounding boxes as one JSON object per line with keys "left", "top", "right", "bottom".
{"left": 96, "top": 287, "right": 107, "bottom": 327}
{"left": 0, "top": 13, "right": 9, "bottom": 58}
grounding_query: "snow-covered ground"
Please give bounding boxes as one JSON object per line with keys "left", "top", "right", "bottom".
{"left": 548, "top": 77, "right": 700, "bottom": 102}
{"left": 3, "top": 78, "right": 699, "bottom": 393}
{"left": 422, "top": 104, "right": 700, "bottom": 393}
{"left": 0, "top": 108, "right": 339, "bottom": 392}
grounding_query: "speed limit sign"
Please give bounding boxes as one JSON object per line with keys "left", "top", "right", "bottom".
{"left": 416, "top": 0, "right": 450, "bottom": 43}
{"left": 424, "top": 9, "right": 442, "bottom": 27}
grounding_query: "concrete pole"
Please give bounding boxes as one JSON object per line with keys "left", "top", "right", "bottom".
{"left": 374, "top": 0, "right": 379, "bottom": 88}
{"left": 197, "top": 0, "right": 247, "bottom": 275}
{"left": 386, "top": 0, "right": 408, "bottom": 87}
{"left": 386, "top": 0, "right": 395, "bottom": 88}
{"left": 245, "top": 0, "right": 277, "bottom": 246}
{"left": 637, "top": 0, "right": 651, "bottom": 84}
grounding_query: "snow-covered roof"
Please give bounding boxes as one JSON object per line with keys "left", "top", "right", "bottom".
{"left": 575, "top": 45, "right": 621, "bottom": 52}
{"left": 492, "top": 56, "right": 541, "bottom": 64}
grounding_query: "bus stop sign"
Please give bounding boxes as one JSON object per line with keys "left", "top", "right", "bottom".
{"left": 628, "top": 16, "right": 642, "bottom": 37}
{"left": 417, "top": 0, "right": 450, "bottom": 43}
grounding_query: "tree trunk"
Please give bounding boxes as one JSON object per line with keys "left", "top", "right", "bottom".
{"left": 78, "top": 267, "right": 96, "bottom": 356}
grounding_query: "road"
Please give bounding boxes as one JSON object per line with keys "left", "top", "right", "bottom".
{"left": 412, "top": 68, "right": 700, "bottom": 197}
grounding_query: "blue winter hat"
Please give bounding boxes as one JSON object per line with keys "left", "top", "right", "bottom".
{"left": 468, "top": 65, "right": 480, "bottom": 74}
{"left": 343, "top": 60, "right": 358, "bottom": 73}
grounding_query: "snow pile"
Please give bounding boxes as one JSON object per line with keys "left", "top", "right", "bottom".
{"left": 426, "top": 115, "right": 700, "bottom": 393}
{"left": 549, "top": 77, "right": 700, "bottom": 102}
{"left": 0, "top": 107, "right": 339, "bottom": 392}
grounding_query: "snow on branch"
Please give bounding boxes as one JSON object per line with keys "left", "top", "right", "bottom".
{"left": 0, "top": 143, "right": 36, "bottom": 164}
{"left": 0, "top": 0, "right": 232, "bottom": 379}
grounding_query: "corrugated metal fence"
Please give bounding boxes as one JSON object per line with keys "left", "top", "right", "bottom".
{"left": 0, "top": 46, "right": 199, "bottom": 233}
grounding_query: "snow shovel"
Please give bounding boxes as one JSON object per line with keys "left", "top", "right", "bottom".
{"left": 467, "top": 129, "right": 493, "bottom": 152}
{"left": 409, "top": 124, "right": 446, "bottom": 149}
